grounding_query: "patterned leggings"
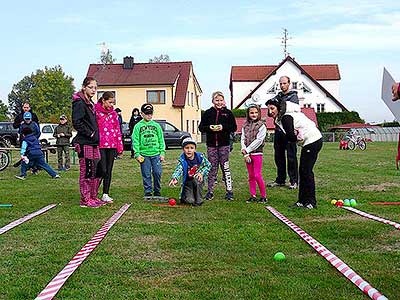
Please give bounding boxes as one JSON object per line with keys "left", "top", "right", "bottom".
{"left": 76, "top": 144, "right": 101, "bottom": 202}
{"left": 207, "top": 146, "right": 232, "bottom": 193}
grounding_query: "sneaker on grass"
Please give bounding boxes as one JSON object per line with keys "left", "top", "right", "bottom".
{"left": 80, "top": 199, "right": 101, "bottom": 208}
{"left": 288, "top": 183, "right": 298, "bottom": 189}
{"left": 258, "top": 197, "right": 268, "bottom": 204}
{"left": 205, "top": 192, "right": 214, "bottom": 201}
{"left": 101, "top": 194, "right": 114, "bottom": 203}
{"left": 289, "top": 202, "right": 303, "bottom": 209}
{"left": 246, "top": 196, "right": 257, "bottom": 203}
{"left": 225, "top": 191, "right": 234, "bottom": 201}
{"left": 267, "top": 181, "right": 286, "bottom": 188}
{"left": 15, "top": 175, "right": 26, "bottom": 180}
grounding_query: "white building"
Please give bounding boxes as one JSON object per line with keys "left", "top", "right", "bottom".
{"left": 230, "top": 56, "right": 347, "bottom": 112}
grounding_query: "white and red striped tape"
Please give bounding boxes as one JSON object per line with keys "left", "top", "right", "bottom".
{"left": 0, "top": 204, "right": 57, "bottom": 235}
{"left": 266, "top": 206, "right": 388, "bottom": 300}
{"left": 35, "top": 203, "right": 131, "bottom": 300}
{"left": 342, "top": 206, "right": 400, "bottom": 230}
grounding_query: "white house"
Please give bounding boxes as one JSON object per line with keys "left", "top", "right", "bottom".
{"left": 230, "top": 56, "right": 347, "bottom": 112}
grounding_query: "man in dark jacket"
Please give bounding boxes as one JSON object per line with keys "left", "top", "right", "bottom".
{"left": 13, "top": 102, "right": 40, "bottom": 129}
{"left": 54, "top": 115, "right": 72, "bottom": 171}
{"left": 199, "top": 91, "right": 237, "bottom": 201}
{"left": 267, "top": 76, "right": 299, "bottom": 189}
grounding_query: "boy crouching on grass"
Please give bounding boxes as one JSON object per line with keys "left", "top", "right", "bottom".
{"left": 169, "top": 137, "right": 211, "bottom": 206}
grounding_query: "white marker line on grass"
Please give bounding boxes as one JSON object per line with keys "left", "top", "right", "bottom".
{"left": 35, "top": 203, "right": 131, "bottom": 300}
{"left": 266, "top": 206, "right": 388, "bottom": 300}
{"left": 0, "top": 204, "right": 57, "bottom": 235}
{"left": 342, "top": 206, "right": 400, "bottom": 230}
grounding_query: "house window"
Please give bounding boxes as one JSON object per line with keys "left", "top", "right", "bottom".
{"left": 192, "top": 120, "right": 195, "bottom": 134}
{"left": 197, "top": 120, "right": 200, "bottom": 134}
{"left": 302, "top": 82, "right": 312, "bottom": 93}
{"left": 187, "top": 91, "right": 190, "bottom": 106}
{"left": 304, "top": 103, "right": 312, "bottom": 108}
{"left": 191, "top": 92, "right": 194, "bottom": 107}
{"left": 292, "top": 82, "right": 298, "bottom": 89}
{"left": 97, "top": 91, "right": 116, "bottom": 103}
{"left": 317, "top": 103, "right": 325, "bottom": 113}
{"left": 147, "top": 90, "right": 165, "bottom": 104}
{"left": 186, "top": 120, "right": 189, "bottom": 132}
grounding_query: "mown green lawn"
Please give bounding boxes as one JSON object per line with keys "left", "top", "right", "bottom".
{"left": 0, "top": 142, "right": 399, "bottom": 299}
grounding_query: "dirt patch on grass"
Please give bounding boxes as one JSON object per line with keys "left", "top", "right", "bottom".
{"left": 359, "top": 182, "right": 398, "bottom": 192}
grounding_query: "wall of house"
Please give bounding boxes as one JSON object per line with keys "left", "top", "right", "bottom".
{"left": 233, "top": 60, "right": 343, "bottom": 112}
{"left": 181, "top": 68, "right": 202, "bottom": 142}
{"left": 231, "top": 81, "right": 260, "bottom": 108}
{"left": 318, "top": 80, "right": 340, "bottom": 100}
{"left": 97, "top": 79, "right": 202, "bottom": 142}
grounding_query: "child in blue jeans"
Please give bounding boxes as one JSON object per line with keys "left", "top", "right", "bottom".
{"left": 169, "top": 138, "right": 211, "bottom": 206}
{"left": 15, "top": 127, "right": 59, "bottom": 180}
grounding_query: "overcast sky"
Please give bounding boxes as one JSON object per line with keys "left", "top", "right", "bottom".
{"left": 1, "top": 0, "right": 400, "bottom": 123}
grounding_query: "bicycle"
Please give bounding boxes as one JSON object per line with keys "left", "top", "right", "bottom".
{"left": 0, "top": 136, "right": 11, "bottom": 171}
{"left": 346, "top": 133, "right": 367, "bottom": 150}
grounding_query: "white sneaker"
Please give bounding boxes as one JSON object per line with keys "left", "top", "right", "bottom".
{"left": 289, "top": 183, "right": 298, "bottom": 189}
{"left": 101, "top": 194, "right": 114, "bottom": 203}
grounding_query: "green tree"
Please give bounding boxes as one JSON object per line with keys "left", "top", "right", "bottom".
{"left": 0, "top": 100, "right": 9, "bottom": 121}
{"left": 8, "top": 75, "right": 34, "bottom": 117}
{"left": 8, "top": 66, "right": 75, "bottom": 122}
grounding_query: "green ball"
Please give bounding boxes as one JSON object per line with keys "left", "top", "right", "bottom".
{"left": 274, "top": 252, "right": 286, "bottom": 261}
{"left": 344, "top": 199, "right": 350, "bottom": 206}
{"left": 350, "top": 199, "right": 357, "bottom": 207}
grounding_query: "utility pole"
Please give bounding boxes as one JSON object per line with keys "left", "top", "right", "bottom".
{"left": 281, "top": 28, "right": 291, "bottom": 58}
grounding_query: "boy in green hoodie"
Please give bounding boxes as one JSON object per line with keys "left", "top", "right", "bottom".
{"left": 132, "top": 103, "right": 166, "bottom": 197}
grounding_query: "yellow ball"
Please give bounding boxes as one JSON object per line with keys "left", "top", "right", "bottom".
{"left": 331, "top": 200, "right": 337, "bottom": 205}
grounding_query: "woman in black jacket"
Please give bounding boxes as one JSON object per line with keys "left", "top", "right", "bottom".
{"left": 72, "top": 77, "right": 104, "bottom": 208}
{"left": 199, "top": 91, "right": 237, "bottom": 201}
{"left": 128, "top": 108, "right": 142, "bottom": 158}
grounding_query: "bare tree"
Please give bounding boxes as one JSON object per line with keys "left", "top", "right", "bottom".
{"left": 149, "top": 54, "right": 170, "bottom": 63}
{"left": 98, "top": 42, "right": 116, "bottom": 64}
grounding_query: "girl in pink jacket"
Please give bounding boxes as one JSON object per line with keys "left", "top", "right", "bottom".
{"left": 95, "top": 91, "right": 123, "bottom": 202}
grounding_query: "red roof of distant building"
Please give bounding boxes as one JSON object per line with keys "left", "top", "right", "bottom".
{"left": 329, "top": 123, "right": 377, "bottom": 131}
{"left": 86, "top": 61, "right": 195, "bottom": 107}
{"left": 231, "top": 64, "right": 340, "bottom": 81}
{"left": 235, "top": 108, "right": 318, "bottom": 133}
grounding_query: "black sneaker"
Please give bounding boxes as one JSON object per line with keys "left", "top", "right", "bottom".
{"left": 246, "top": 196, "right": 257, "bottom": 203}
{"left": 205, "top": 192, "right": 214, "bottom": 200}
{"left": 193, "top": 202, "right": 203, "bottom": 207}
{"left": 154, "top": 191, "right": 161, "bottom": 197}
{"left": 258, "top": 197, "right": 268, "bottom": 204}
{"left": 144, "top": 192, "right": 152, "bottom": 197}
{"left": 267, "top": 181, "right": 286, "bottom": 187}
{"left": 303, "top": 203, "right": 317, "bottom": 209}
{"left": 225, "top": 191, "right": 234, "bottom": 201}
{"left": 289, "top": 202, "right": 303, "bottom": 209}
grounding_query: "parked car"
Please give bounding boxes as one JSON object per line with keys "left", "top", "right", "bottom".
{"left": 0, "top": 122, "right": 19, "bottom": 147}
{"left": 39, "top": 123, "right": 77, "bottom": 146}
{"left": 121, "top": 120, "right": 191, "bottom": 150}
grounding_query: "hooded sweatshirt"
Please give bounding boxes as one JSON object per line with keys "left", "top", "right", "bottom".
{"left": 71, "top": 92, "right": 99, "bottom": 146}
{"left": 94, "top": 102, "right": 123, "bottom": 153}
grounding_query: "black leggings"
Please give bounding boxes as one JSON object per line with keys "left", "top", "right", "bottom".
{"left": 298, "top": 138, "right": 323, "bottom": 207}
{"left": 98, "top": 148, "right": 116, "bottom": 194}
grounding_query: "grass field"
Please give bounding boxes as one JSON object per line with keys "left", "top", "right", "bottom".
{"left": 0, "top": 142, "right": 399, "bottom": 300}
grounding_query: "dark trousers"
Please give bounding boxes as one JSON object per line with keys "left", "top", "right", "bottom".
{"left": 98, "top": 148, "right": 116, "bottom": 194}
{"left": 56, "top": 145, "right": 70, "bottom": 169}
{"left": 274, "top": 129, "right": 298, "bottom": 185}
{"left": 298, "top": 138, "right": 323, "bottom": 207}
{"left": 182, "top": 178, "right": 204, "bottom": 205}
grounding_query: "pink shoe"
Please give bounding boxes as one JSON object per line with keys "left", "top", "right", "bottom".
{"left": 81, "top": 199, "right": 101, "bottom": 208}
{"left": 94, "top": 198, "right": 107, "bottom": 206}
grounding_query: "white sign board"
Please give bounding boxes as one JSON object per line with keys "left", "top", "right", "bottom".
{"left": 381, "top": 68, "right": 400, "bottom": 121}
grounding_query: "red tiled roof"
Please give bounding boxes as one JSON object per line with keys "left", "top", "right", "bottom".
{"left": 86, "top": 61, "right": 194, "bottom": 107}
{"left": 235, "top": 108, "right": 318, "bottom": 133}
{"left": 231, "top": 64, "right": 340, "bottom": 81}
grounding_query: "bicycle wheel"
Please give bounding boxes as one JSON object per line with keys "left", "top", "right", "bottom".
{"left": 358, "top": 140, "right": 366, "bottom": 150}
{"left": 0, "top": 151, "right": 10, "bottom": 172}
{"left": 347, "top": 140, "right": 355, "bottom": 150}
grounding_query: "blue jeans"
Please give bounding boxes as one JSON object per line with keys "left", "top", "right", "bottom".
{"left": 21, "top": 155, "right": 57, "bottom": 177}
{"left": 140, "top": 155, "right": 162, "bottom": 194}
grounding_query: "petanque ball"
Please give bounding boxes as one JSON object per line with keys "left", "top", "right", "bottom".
{"left": 274, "top": 252, "right": 286, "bottom": 261}
{"left": 350, "top": 199, "right": 357, "bottom": 207}
{"left": 168, "top": 198, "right": 177, "bottom": 206}
{"left": 331, "top": 200, "right": 337, "bottom": 205}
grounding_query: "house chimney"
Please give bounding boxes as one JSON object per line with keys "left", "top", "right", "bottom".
{"left": 123, "top": 56, "right": 134, "bottom": 69}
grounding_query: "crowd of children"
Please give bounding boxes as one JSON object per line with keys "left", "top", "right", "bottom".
{"left": 12, "top": 75, "right": 328, "bottom": 210}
